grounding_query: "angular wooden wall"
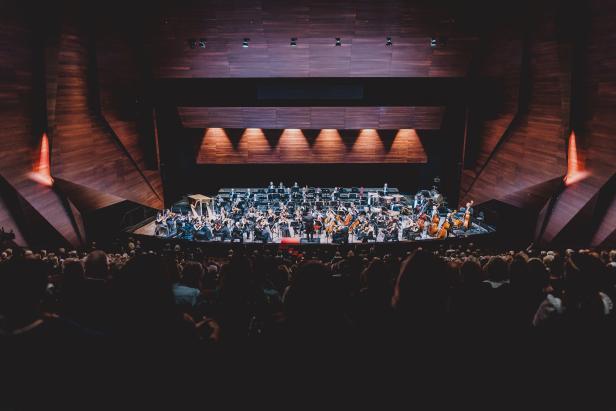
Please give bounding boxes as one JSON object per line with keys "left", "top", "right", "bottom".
{"left": 461, "top": 0, "right": 616, "bottom": 247}
{"left": 0, "top": 4, "right": 163, "bottom": 247}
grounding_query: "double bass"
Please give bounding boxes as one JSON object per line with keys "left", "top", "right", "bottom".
{"left": 463, "top": 200, "right": 474, "bottom": 231}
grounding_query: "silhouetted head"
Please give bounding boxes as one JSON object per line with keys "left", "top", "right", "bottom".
{"left": 484, "top": 256, "right": 509, "bottom": 283}
{"left": 181, "top": 261, "right": 204, "bottom": 289}
{"left": 84, "top": 250, "right": 109, "bottom": 280}
{"left": 392, "top": 250, "right": 450, "bottom": 317}
{"left": 285, "top": 261, "right": 336, "bottom": 321}
{"left": 0, "top": 258, "right": 48, "bottom": 327}
{"left": 460, "top": 258, "right": 483, "bottom": 285}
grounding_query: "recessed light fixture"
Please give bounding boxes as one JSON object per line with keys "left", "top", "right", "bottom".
{"left": 243, "top": 38, "right": 250, "bottom": 48}
{"left": 199, "top": 38, "right": 206, "bottom": 48}
{"left": 386, "top": 36, "right": 392, "bottom": 46}
{"left": 290, "top": 37, "right": 297, "bottom": 47}
{"left": 335, "top": 37, "right": 341, "bottom": 46}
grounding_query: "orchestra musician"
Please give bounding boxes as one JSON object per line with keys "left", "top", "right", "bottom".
{"left": 155, "top": 182, "right": 468, "bottom": 244}
{"left": 383, "top": 219, "right": 399, "bottom": 242}
{"left": 304, "top": 212, "right": 315, "bottom": 241}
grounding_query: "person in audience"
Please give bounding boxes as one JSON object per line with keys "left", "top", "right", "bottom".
{"left": 533, "top": 252, "right": 613, "bottom": 331}
{"left": 391, "top": 250, "right": 452, "bottom": 333}
{"left": 173, "top": 261, "right": 204, "bottom": 308}
{"left": 281, "top": 260, "right": 349, "bottom": 346}
{"left": 354, "top": 258, "right": 393, "bottom": 335}
{"left": 111, "top": 254, "right": 198, "bottom": 343}
{"left": 451, "top": 257, "right": 490, "bottom": 329}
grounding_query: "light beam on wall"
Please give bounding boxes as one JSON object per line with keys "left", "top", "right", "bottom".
{"left": 564, "top": 130, "right": 589, "bottom": 186}
{"left": 28, "top": 132, "right": 54, "bottom": 186}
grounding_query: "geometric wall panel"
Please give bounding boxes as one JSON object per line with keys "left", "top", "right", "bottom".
{"left": 178, "top": 106, "right": 444, "bottom": 130}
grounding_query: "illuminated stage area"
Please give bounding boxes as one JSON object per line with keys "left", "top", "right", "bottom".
{"left": 132, "top": 184, "right": 494, "bottom": 244}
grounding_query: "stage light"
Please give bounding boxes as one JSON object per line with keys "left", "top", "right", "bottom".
{"left": 386, "top": 36, "right": 392, "bottom": 46}
{"left": 290, "top": 37, "right": 297, "bottom": 47}
{"left": 430, "top": 37, "right": 437, "bottom": 48}
{"left": 199, "top": 38, "right": 206, "bottom": 48}
{"left": 243, "top": 38, "right": 250, "bottom": 48}
{"left": 188, "top": 38, "right": 196, "bottom": 49}
{"left": 335, "top": 37, "right": 341, "bottom": 46}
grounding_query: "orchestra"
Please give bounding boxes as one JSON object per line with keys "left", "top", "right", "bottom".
{"left": 153, "top": 182, "right": 479, "bottom": 243}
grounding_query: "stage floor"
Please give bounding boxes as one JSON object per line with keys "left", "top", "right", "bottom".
{"left": 132, "top": 218, "right": 494, "bottom": 244}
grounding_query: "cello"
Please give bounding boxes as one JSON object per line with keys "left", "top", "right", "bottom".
{"left": 428, "top": 206, "right": 440, "bottom": 236}
{"left": 437, "top": 213, "right": 452, "bottom": 239}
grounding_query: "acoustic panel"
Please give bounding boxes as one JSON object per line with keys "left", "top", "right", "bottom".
{"left": 178, "top": 106, "right": 444, "bottom": 129}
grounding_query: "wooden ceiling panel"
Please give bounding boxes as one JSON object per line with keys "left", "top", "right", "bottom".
{"left": 149, "top": 0, "right": 478, "bottom": 78}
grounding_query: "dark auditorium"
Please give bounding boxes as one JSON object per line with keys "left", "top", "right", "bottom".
{"left": 1, "top": 0, "right": 616, "bottom": 408}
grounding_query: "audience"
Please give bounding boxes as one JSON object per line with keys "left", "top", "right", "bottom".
{"left": 0, "top": 235, "right": 616, "bottom": 400}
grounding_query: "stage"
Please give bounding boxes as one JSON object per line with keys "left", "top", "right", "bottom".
{"left": 129, "top": 184, "right": 495, "bottom": 245}
{"left": 132, "top": 218, "right": 494, "bottom": 244}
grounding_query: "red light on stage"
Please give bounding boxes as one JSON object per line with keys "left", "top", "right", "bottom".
{"left": 564, "top": 130, "right": 588, "bottom": 186}
{"left": 29, "top": 132, "right": 53, "bottom": 187}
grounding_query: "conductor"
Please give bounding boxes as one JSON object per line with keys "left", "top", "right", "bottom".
{"left": 303, "top": 212, "right": 315, "bottom": 241}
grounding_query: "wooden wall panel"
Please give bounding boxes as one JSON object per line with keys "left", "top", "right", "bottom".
{"left": 460, "top": 26, "right": 523, "bottom": 194}
{"left": 51, "top": 14, "right": 163, "bottom": 210}
{"left": 541, "top": 0, "right": 616, "bottom": 245}
{"left": 149, "top": 0, "right": 478, "bottom": 78}
{"left": 0, "top": 7, "right": 81, "bottom": 247}
{"left": 178, "top": 106, "right": 444, "bottom": 129}
{"left": 196, "top": 128, "right": 427, "bottom": 164}
{"left": 96, "top": 28, "right": 164, "bottom": 203}
{"left": 461, "top": 4, "right": 567, "bottom": 209}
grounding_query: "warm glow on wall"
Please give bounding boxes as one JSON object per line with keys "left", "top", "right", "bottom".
{"left": 28, "top": 132, "right": 54, "bottom": 186}
{"left": 313, "top": 129, "right": 346, "bottom": 162}
{"left": 197, "top": 128, "right": 428, "bottom": 164}
{"left": 277, "top": 129, "right": 310, "bottom": 161}
{"left": 564, "top": 130, "right": 589, "bottom": 186}
{"left": 239, "top": 128, "right": 272, "bottom": 161}
{"left": 387, "top": 129, "right": 427, "bottom": 163}
{"left": 350, "top": 129, "right": 384, "bottom": 161}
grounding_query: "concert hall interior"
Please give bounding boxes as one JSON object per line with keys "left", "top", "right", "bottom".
{"left": 1, "top": 0, "right": 616, "bottom": 405}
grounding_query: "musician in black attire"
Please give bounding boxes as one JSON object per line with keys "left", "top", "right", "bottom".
{"left": 254, "top": 224, "right": 271, "bottom": 243}
{"left": 303, "top": 213, "right": 315, "bottom": 241}
{"left": 213, "top": 221, "right": 231, "bottom": 241}
{"left": 231, "top": 223, "right": 244, "bottom": 243}
{"left": 383, "top": 221, "right": 399, "bottom": 242}
{"left": 332, "top": 226, "right": 349, "bottom": 244}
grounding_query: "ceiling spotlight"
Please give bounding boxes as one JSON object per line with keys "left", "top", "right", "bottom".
{"left": 386, "top": 36, "right": 392, "bottom": 46}
{"left": 335, "top": 37, "right": 341, "bottom": 46}
{"left": 430, "top": 37, "right": 438, "bottom": 48}
{"left": 242, "top": 38, "right": 250, "bottom": 48}
{"left": 199, "top": 38, "right": 206, "bottom": 48}
{"left": 290, "top": 37, "right": 297, "bottom": 47}
{"left": 188, "top": 38, "right": 196, "bottom": 49}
